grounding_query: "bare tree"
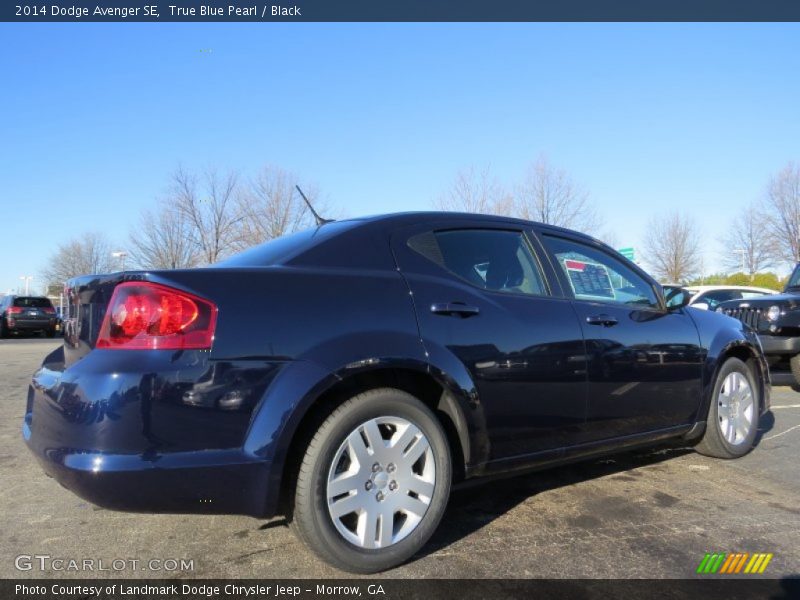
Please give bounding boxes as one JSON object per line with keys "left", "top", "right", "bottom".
{"left": 764, "top": 162, "right": 800, "bottom": 263}
{"left": 234, "top": 165, "right": 323, "bottom": 250}
{"left": 643, "top": 212, "right": 701, "bottom": 283}
{"left": 41, "top": 232, "right": 115, "bottom": 286}
{"left": 435, "top": 166, "right": 511, "bottom": 215}
{"left": 128, "top": 204, "right": 200, "bottom": 270}
{"left": 600, "top": 229, "right": 621, "bottom": 250}
{"left": 720, "top": 201, "right": 774, "bottom": 277}
{"left": 170, "top": 166, "right": 242, "bottom": 264}
{"left": 512, "top": 156, "right": 601, "bottom": 233}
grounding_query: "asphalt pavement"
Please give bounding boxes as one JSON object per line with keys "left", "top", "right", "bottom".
{"left": 1, "top": 338, "right": 798, "bottom": 579}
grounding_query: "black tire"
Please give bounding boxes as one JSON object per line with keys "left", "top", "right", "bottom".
{"left": 695, "top": 357, "right": 759, "bottom": 459}
{"left": 292, "top": 388, "right": 451, "bottom": 573}
{"left": 790, "top": 354, "right": 800, "bottom": 387}
{"left": 0, "top": 319, "right": 6, "bottom": 338}
{"left": 46, "top": 328, "right": 56, "bottom": 338}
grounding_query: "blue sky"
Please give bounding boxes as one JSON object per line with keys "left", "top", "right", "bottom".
{"left": 1, "top": 23, "right": 798, "bottom": 293}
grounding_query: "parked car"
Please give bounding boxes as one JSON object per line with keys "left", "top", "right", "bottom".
{"left": 718, "top": 264, "right": 800, "bottom": 383}
{"left": 0, "top": 295, "right": 59, "bottom": 337}
{"left": 661, "top": 284, "right": 776, "bottom": 311}
{"left": 24, "top": 213, "right": 770, "bottom": 573}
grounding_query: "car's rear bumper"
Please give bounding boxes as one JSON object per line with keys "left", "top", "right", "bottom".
{"left": 8, "top": 318, "right": 54, "bottom": 331}
{"left": 23, "top": 346, "right": 285, "bottom": 518}
{"left": 23, "top": 416, "right": 271, "bottom": 515}
{"left": 757, "top": 334, "right": 800, "bottom": 355}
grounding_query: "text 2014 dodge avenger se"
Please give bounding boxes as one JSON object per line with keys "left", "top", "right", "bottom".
{"left": 24, "top": 213, "right": 769, "bottom": 572}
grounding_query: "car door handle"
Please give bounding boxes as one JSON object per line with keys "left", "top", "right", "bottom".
{"left": 497, "top": 359, "right": 528, "bottom": 369}
{"left": 586, "top": 314, "right": 618, "bottom": 327}
{"left": 430, "top": 302, "right": 480, "bottom": 318}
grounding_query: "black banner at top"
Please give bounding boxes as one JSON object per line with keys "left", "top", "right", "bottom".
{"left": 4, "top": 0, "right": 800, "bottom": 22}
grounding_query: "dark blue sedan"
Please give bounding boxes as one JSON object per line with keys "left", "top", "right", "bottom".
{"left": 24, "top": 212, "right": 770, "bottom": 572}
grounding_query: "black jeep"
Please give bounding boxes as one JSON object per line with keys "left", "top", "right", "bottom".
{"left": 718, "top": 265, "right": 800, "bottom": 382}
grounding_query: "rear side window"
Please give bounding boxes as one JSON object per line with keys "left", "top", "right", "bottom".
{"left": 13, "top": 297, "right": 53, "bottom": 308}
{"left": 409, "top": 229, "right": 547, "bottom": 296}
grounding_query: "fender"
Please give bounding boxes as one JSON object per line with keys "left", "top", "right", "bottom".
{"left": 420, "top": 337, "right": 491, "bottom": 474}
{"left": 243, "top": 357, "right": 338, "bottom": 517}
{"left": 242, "top": 331, "right": 488, "bottom": 517}
{"left": 687, "top": 308, "right": 771, "bottom": 429}
{"left": 708, "top": 335, "right": 770, "bottom": 415}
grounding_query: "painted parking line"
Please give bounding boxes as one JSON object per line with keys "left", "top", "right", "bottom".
{"left": 762, "top": 424, "right": 800, "bottom": 441}
{"left": 771, "top": 404, "right": 800, "bottom": 409}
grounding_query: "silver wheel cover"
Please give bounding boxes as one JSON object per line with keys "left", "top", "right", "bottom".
{"left": 717, "top": 371, "right": 755, "bottom": 446}
{"left": 326, "top": 416, "right": 436, "bottom": 549}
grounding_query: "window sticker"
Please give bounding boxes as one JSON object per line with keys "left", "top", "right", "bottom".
{"left": 561, "top": 257, "right": 615, "bottom": 300}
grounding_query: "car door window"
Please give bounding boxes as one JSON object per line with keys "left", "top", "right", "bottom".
{"left": 543, "top": 236, "right": 659, "bottom": 309}
{"left": 409, "top": 229, "right": 547, "bottom": 296}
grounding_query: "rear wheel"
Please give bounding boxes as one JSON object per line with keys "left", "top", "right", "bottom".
{"left": 292, "top": 388, "right": 451, "bottom": 573}
{"left": 695, "top": 357, "right": 759, "bottom": 459}
{"left": 46, "top": 328, "right": 56, "bottom": 338}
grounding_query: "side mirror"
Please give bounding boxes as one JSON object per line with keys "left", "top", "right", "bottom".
{"left": 692, "top": 302, "right": 709, "bottom": 311}
{"left": 664, "top": 286, "right": 691, "bottom": 310}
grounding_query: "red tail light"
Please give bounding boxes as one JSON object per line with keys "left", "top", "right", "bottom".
{"left": 7, "top": 307, "right": 23, "bottom": 315}
{"left": 43, "top": 306, "right": 56, "bottom": 314}
{"left": 96, "top": 282, "right": 217, "bottom": 350}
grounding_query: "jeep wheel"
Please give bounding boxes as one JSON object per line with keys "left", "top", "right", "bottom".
{"left": 292, "top": 388, "right": 451, "bottom": 573}
{"left": 695, "top": 357, "right": 759, "bottom": 459}
{"left": 789, "top": 354, "right": 800, "bottom": 387}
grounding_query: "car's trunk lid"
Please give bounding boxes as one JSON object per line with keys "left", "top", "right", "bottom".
{"left": 63, "top": 272, "right": 127, "bottom": 365}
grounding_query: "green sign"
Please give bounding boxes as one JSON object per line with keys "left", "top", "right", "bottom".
{"left": 618, "top": 247, "right": 635, "bottom": 261}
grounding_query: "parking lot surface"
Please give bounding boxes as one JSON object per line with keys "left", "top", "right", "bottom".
{"left": 1, "top": 338, "right": 798, "bottom": 579}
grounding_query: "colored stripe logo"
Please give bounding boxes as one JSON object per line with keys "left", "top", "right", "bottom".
{"left": 696, "top": 552, "right": 773, "bottom": 574}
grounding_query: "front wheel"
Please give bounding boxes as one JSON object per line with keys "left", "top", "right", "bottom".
{"left": 292, "top": 388, "right": 452, "bottom": 573}
{"left": 789, "top": 354, "right": 800, "bottom": 387}
{"left": 695, "top": 357, "right": 759, "bottom": 459}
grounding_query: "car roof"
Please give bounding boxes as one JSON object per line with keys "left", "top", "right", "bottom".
{"left": 221, "top": 211, "right": 639, "bottom": 278}
{"left": 344, "top": 211, "right": 602, "bottom": 243}
{"left": 684, "top": 285, "right": 777, "bottom": 294}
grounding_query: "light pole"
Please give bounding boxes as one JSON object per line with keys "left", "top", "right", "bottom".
{"left": 19, "top": 275, "right": 33, "bottom": 295}
{"left": 734, "top": 248, "right": 746, "bottom": 274}
{"left": 112, "top": 251, "right": 128, "bottom": 272}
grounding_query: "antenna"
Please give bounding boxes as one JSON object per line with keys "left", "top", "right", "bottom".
{"left": 295, "top": 185, "right": 332, "bottom": 226}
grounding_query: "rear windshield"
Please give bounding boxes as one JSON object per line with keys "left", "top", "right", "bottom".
{"left": 13, "top": 297, "right": 53, "bottom": 308}
{"left": 216, "top": 220, "right": 360, "bottom": 267}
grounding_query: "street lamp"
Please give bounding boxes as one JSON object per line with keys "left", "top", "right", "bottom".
{"left": 112, "top": 251, "right": 128, "bottom": 272}
{"left": 19, "top": 275, "right": 33, "bottom": 295}
{"left": 734, "top": 248, "right": 746, "bottom": 274}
